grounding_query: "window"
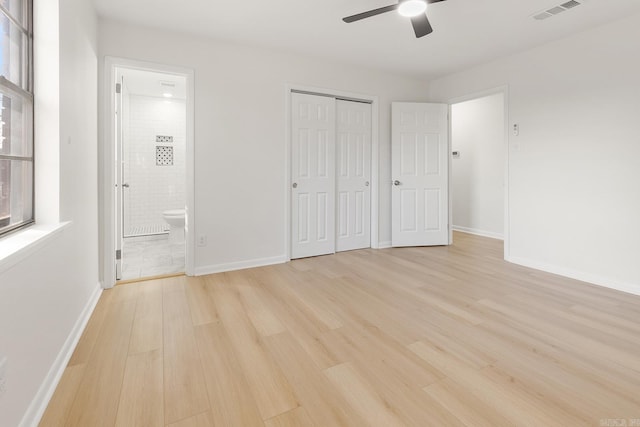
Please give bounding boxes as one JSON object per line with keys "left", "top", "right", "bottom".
{"left": 0, "top": 0, "right": 33, "bottom": 236}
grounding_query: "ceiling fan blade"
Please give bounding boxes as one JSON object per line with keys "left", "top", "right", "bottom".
{"left": 426, "top": 0, "right": 447, "bottom": 3}
{"left": 343, "top": 4, "right": 399, "bottom": 23}
{"left": 411, "top": 13, "right": 433, "bottom": 38}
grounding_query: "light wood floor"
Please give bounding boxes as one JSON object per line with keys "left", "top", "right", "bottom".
{"left": 40, "top": 232, "right": 640, "bottom": 426}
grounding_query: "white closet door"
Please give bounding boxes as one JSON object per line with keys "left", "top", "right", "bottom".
{"left": 336, "top": 100, "right": 371, "bottom": 252}
{"left": 392, "top": 102, "right": 449, "bottom": 247}
{"left": 291, "top": 93, "right": 336, "bottom": 259}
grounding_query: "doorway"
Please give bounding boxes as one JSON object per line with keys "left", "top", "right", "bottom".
{"left": 103, "top": 58, "right": 195, "bottom": 288}
{"left": 286, "top": 87, "right": 380, "bottom": 260}
{"left": 450, "top": 91, "right": 507, "bottom": 241}
{"left": 115, "top": 68, "right": 187, "bottom": 280}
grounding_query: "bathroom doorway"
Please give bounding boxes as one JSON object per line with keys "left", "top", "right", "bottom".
{"left": 104, "top": 58, "right": 194, "bottom": 286}
{"left": 116, "top": 68, "right": 187, "bottom": 280}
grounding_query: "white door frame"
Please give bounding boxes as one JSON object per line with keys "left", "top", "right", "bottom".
{"left": 447, "top": 85, "right": 510, "bottom": 259}
{"left": 101, "top": 57, "right": 196, "bottom": 288}
{"left": 284, "top": 84, "right": 380, "bottom": 261}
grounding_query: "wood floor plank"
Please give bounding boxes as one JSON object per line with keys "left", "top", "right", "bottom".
{"left": 487, "top": 356, "right": 637, "bottom": 423}
{"left": 478, "top": 298, "right": 640, "bottom": 371}
{"left": 194, "top": 322, "right": 264, "bottom": 427}
{"left": 319, "top": 324, "right": 444, "bottom": 389}
{"left": 128, "top": 280, "right": 163, "bottom": 355}
{"left": 64, "top": 294, "right": 137, "bottom": 426}
{"left": 252, "top": 269, "right": 344, "bottom": 369}
{"left": 324, "top": 363, "right": 406, "bottom": 427}
{"left": 42, "top": 232, "right": 640, "bottom": 427}
{"left": 114, "top": 349, "right": 164, "bottom": 427}
{"left": 424, "top": 378, "right": 514, "bottom": 427}
{"left": 264, "top": 407, "right": 315, "bottom": 427}
{"left": 210, "top": 274, "right": 298, "bottom": 420}
{"left": 238, "top": 284, "right": 286, "bottom": 336}
{"left": 184, "top": 276, "right": 219, "bottom": 326}
{"left": 67, "top": 290, "right": 113, "bottom": 366}
{"left": 478, "top": 319, "right": 640, "bottom": 407}
{"left": 39, "top": 364, "right": 86, "bottom": 427}
{"left": 163, "top": 279, "right": 210, "bottom": 424}
{"left": 323, "top": 332, "right": 466, "bottom": 426}
{"left": 264, "top": 332, "right": 369, "bottom": 427}
{"left": 167, "top": 411, "right": 216, "bottom": 427}
{"left": 418, "top": 326, "right": 496, "bottom": 370}
{"left": 254, "top": 266, "right": 344, "bottom": 332}
{"left": 408, "top": 340, "right": 583, "bottom": 426}
{"left": 504, "top": 292, "right": 640, "bottom": 350}
{"left": 570, "top": 304, "right": 640, "bottom": 334}
{"left": 261, "top": 267, "right": 344, "bottom": 330}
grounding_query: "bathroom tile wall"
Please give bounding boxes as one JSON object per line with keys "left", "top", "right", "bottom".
{"left": 124, "top": 95, "right": 186, "bottom": 235}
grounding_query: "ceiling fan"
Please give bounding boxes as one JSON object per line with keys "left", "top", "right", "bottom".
{"left": 342, "top": 0, "right": 447, "bottom": 38}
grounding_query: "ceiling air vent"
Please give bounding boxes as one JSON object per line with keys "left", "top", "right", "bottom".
{"left": 561, "top": 1, "right": 581, "bottom": 9}
{"left": 547, "top": 6, "right": 567, "bottom": 15}
{"left": 534, "top": 12, "right": 553, "bottom": 20}
{"left": 532, "top": 0, "right": 582, "bottom": 21}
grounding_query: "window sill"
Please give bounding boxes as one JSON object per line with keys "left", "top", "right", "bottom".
{"left": 0, "top": 222, "right": 71, "bottom": 275}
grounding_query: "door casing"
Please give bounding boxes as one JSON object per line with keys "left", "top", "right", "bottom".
{"left": 101, "top": 57, "right": 195, "bottom": 288}
{"left": 447, "top": 85, "right": 510, "bottom": 259}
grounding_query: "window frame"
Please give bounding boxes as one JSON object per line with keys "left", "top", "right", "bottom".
{"left": 0, "top": 0, "right": 34, "bottom": 237}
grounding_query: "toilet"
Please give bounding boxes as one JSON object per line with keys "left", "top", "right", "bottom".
{"left": 163, "top": 209, "right": 186, "bottom": 244}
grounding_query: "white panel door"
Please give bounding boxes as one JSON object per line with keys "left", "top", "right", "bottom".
{"left": 291, "top": 93, "right": 336, "bottom": 259}
{"left": 336, "top": 100, "right": 371, "bottom": 252}
{"left": 392, "top": 102, "right": 449, "bottom": 247}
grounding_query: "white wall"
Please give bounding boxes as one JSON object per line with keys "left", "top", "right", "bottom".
{"left": 430, "top": 13, "right": 640, "bottom": 293}
{"left": 451, "top": 93, "right": 505, "bottom": 239}
{"left": 98, "top": 19, "right": 429, "bottom": 273}
{"left": 0, "top": 0, "right": 100, "bottom": 425}
{"left": 124, "top": 96, "right": 186, "bottom": 234}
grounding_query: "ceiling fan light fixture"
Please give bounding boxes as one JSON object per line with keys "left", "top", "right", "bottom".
{"left": 398, "top": 0, "right": 427, "bottom": 17}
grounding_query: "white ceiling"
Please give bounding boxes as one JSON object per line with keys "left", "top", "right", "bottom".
{"left": 95, "top": 0, "right": 640, "bottom": 79}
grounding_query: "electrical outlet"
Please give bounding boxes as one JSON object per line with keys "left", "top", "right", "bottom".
{"left": 0, "top": 356, "right": 7, "bottom": 400}
{"left": 197, "top": 235, "right": 207, "bottom": 247}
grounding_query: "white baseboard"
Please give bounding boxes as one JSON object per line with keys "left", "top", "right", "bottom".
{"left": 452, "top": 226, "right": 504, "bottom": 241}
{"left": 378, "top": 241, "right": 392, "bottom": 249}
{"left": 20, "top": 283, "right": 103, "bottom": 427}
{"left": 506, "top": 255, "right": 640, "bottom": 297}
{"left": 194, "top": 255, "right": 287, "bottom": 276}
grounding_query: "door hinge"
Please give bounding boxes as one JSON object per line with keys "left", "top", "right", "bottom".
{"left": 116, "top": 83, "right": 122, "bottom": 94}
{"left": 116, "top": 249, "right": 122, "bottom": 260}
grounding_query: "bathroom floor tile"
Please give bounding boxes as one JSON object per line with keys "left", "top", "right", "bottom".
{"left": 120, "top": 235, "right": 185, "bottom": 281}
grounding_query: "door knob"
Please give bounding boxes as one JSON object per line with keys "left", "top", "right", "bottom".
{"left": 365, "top": 181, "right": 370, "bottom": 187}
{"left": 292, "top": 182, "right": 298, "bottom": 189}
{"left": 393, "top": 180, "right": 401, "bottom": 186}
{"left": 122, "top": 183, "right": 130, "bottom": 188}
